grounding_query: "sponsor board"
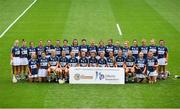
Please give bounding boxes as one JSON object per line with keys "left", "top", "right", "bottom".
{"left": 69, "top": 67, "right": 125, "bottom": 84}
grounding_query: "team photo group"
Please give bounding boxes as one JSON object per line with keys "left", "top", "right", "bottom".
{"left": 11, "top": 38, "right": 168, "bottom": 84}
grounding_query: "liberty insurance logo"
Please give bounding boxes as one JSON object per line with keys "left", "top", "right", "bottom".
{"left": 95, "top": 71, "right": 105, "bottom": 80}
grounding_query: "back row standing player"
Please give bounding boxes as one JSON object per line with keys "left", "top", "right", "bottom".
{"left": 157, "top": 40, "right": 168, "bottom": 77}
{"left": 19, "top": 40, "right": 29, "bottom": 80}
{"left": 11, "top": 40, "right": 21, "bottom": 81}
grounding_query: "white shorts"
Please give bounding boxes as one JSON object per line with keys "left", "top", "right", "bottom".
{"left": 12, "top": 57, "right": 21, "bottom": 66}
{"left": 29, "top": 74, "right": 38, "bottom": 78}
{"left": 136, "top": 74, "right": 145, "bottom": 78}
{"left": 147, "top": 70, "right": 158, "bottom": 77}
{"left": 38, "top": 69, "right": 47, "bottom": 77}
{"left": 20, "top": 58, "right": 28, "bottom": 65}
{"left": 158, "top": 58, "right": 167, "bottom": 66}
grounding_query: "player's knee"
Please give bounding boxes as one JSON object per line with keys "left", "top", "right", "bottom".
{"left": 55, "top": 68, "right": 59, "bottom": 72}
{"left": 65, "top": 69, "right": 69, "bottom": 73}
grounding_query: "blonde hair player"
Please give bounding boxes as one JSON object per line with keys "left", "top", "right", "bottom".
{"left": 11, "top": 40, "right": 21, "bottom": 83}
{"left": 58, "top": 50, "right": 69, "bottom": 83}
{"left": 135, "top": 52, "right": 147, "bottom": 83}
{"left": 125, "top": 50, "right": 136, "bottom": 82}
{"left": 47, "top": 50, "right": 60, "bottom": 82}
{"left": 146, "top": 51, "right": 159, "bottom": 84}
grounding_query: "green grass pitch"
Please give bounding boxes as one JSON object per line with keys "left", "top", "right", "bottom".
{"left": 0, "top": 0, "right": 180, "bottom": 108}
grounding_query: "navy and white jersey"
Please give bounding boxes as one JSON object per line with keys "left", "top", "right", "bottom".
{"left": 98, "top": 58, "right": 107, "bottom": 67}
{"left": 146, "top": 57, "right": 158, "bottom": 72}
{"left": 79, "top": 45, "right": 89, "bottom": 53}
{"left": 12, "top": 46, "right": 20, "bottom": 57}
{"left": 157, "top": 46, "right": 168, "bottom": 59}
{"left": 89, "top": 45, "right": 97, "bottom": 53}
{"left": 105, "top": 45, "right": 114, "bottom": 57}
{"left": 68, "top": 57, "right": 78, "bottom": 67}
{"left": 48, "top": 56, "right": 59, "bottom": 66}
{"left": 135, "top": 58, "right": 146, "bottom": 70}
{"left": 125, "top": 56, "right": 136, "bottom": 67}
{"left": 62, "top": 46, "right": 71, "bottom": 55}
{"left": 38, "top": 57, "right": 49, "bottom": 69}
{"left": 148, "top": 45, "right": 158, "bottom": 57}
{"left": 79, "top": 57, "right": 89, "bottom": 67}
{"left": 28, "top": 47, "right": 36, "bottom": 58}
{"left": 139, "top": 46, "right": 148, "bottom": 59}
{"left": 71, "top": 46, "right": 80, "bottom": 57}
{"left": 59, "top": 56, "right": 69, "bottom": 67}
{"left": 122, "top": 47, "right": 129, "bottom": 58}
{"left": 115, "top": 56, "right": 125, "bottom": 67}
{"left": 54, "top": 46, "right": 62, "bottom": 57}
{"left": 114, "top": 46, "right": 123, "bottom": 56}
{"left": 97, "top": 46, "right": 105, "bottom": 56}
{"left": 106, "top": 57, "right": 115, "bottom": 67}
{"left": 29, "top": 59, "right": 38, "bottom": 70}
{"left": 130, "top": 46, "right": 139, "bottom": 59}
{"left": 89, "top": 57, "right": 97, "bottom": 67}
{"left": 36, "top": 46, "right": 44, "bottom": 58}
{"left": 44, "top": 45, "right": 54, "bottom": 56}
{"left": 20, "top": 46, "right": 28, "bottom": 58}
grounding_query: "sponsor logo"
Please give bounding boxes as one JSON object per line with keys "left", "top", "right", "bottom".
{"left": 74, "top": 73, "right": 93, "bottom": 80}
{"left": 74, "top": 73, "right": 81, "bottom": 80}
{"left": 105, "top": 74, "right": 119, "bottom": 80}
{"left": 96, "top": 71, "right": 105, "bottom": 80}
{"left": 96, "top": 71, "right": 119, "bottom": 80}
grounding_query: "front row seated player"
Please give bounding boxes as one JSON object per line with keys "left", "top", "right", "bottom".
{"left": 115, "top": 50, "right": 125, "bottom": 68}
{"left": 106, "top": 51, "right": 115, "bottom": 67}
{"left": 59, "top": 50, "right": 69, "bottom": 82}
{"left": 68, "top": 51, "right": 79, "bottom": 67}
{"left": 135, "top": 52, "right": 146, "bottom": 83}
{"left": 47, "top": 50, "right": 60, "bottom": 82}
{"left": 146, "top": 51, "right": 158, "bottom": 84}
{"left": 125, "top": 50, "right": 136, "bottom": 82}
{"left": 79, "top": 51, "right": 89, "bottom": 67}
{"left": 38, "top": 52, "right": 48, "bottom": 82}
{"left": 28, "top": 53, "right": 38, "bottom": 82}
{"left": 97, "top": 52, "right": 107, "bottom": 67}
{"left": 89, "top": 52, "right": 98, "bottom": 67}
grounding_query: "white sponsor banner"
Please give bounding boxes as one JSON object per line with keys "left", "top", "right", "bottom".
{"left": 69, "top": 67, "right": 125, "bottom": 84}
